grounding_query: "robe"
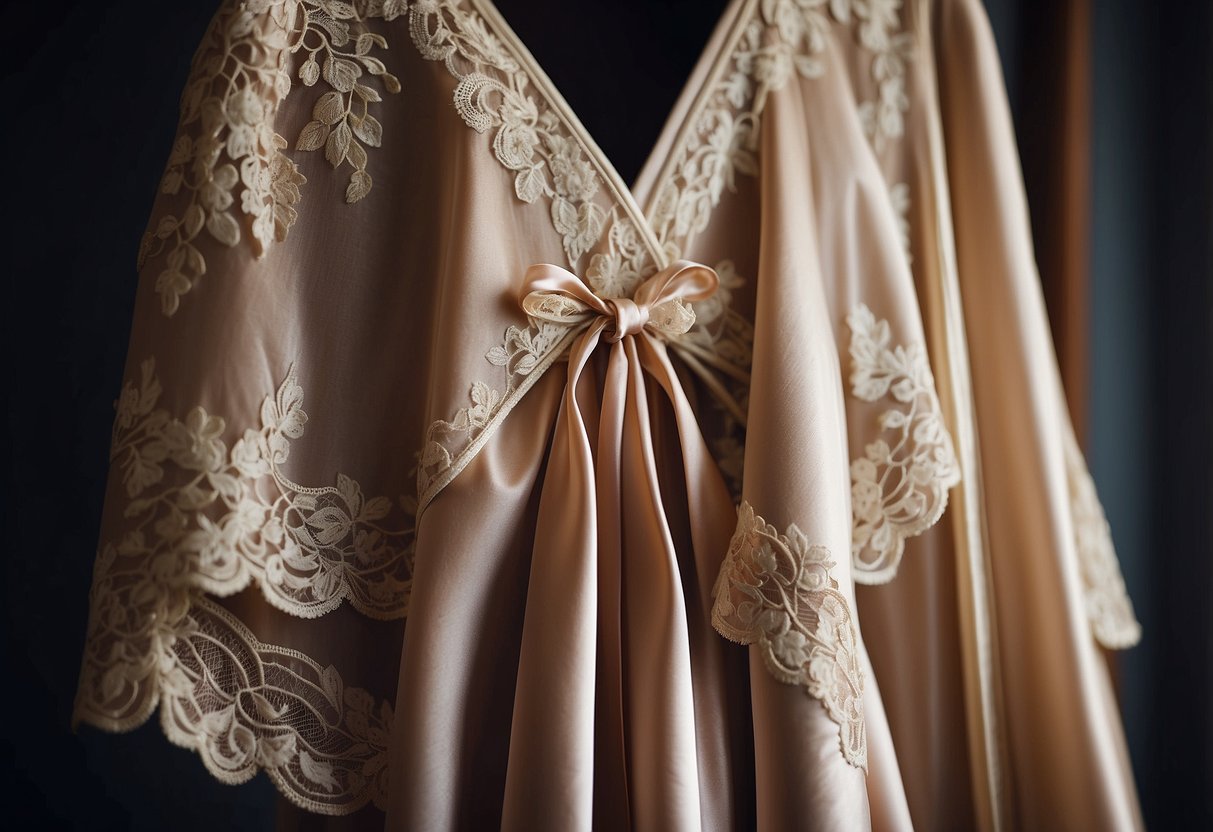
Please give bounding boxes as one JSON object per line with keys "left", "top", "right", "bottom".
{"left": 73, "top": 0, "right": 1143, "bottom": 828}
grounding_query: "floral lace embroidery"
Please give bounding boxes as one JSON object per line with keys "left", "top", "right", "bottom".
{"left": 140, "top": 0, "right": 402, "bottom": 316}
{"left": 712, "top": 501, "right": 866, "bottom": 769}
{"left": 291, "top": 0, "right": 406, "bottom": 200}
{"left": 408, "top": 0, "right": 650, "bottom": 275}
{"left": 75, "top": 593, "right": 393, "bottom": 815}
{"left": 76, "top": 358, "right": 412, "bottom": 811}
{"left": 108, "top": 358, "right": 415, "bottom": 619}
{"left": 846, "top": 304, "right": 959, "bottom": 583}
{"left": 835, "top": 0, "right": 913, "bottom": 148}
{"left": 1063, "top": 430, "right": 1141, "bottom": 649}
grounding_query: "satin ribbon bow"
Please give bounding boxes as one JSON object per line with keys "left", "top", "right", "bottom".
{"left": 498, "top": 257, "right": 740, "bottom": 823}
{"left": 519, "top": 260, "right": 719, "bottom": 343}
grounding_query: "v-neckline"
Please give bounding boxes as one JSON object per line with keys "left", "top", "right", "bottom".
{"left": 471, "top": 0, "right": 756, "bottom": 266}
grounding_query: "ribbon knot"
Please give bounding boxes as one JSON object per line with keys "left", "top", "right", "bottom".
{"left": 606, "top": 297, "right": 649, "bottom": 340}
{"left": 519, "top": 260, "right": 719, "bottom": 343}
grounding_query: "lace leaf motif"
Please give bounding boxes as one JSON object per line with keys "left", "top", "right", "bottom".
{"left": 846, "top": 304, "right": 960, "bottom": 583}
{"left": 712, "top": 501, "right": 867, "bottom": 769}
{"left": 110, "top": 358, "right": 415, "bottom": 618}
{"left": 140, "top": 0, "right": 403, "bottom": 316}
{"left": 410, "top": 0, "right": 627, "bottom": 270}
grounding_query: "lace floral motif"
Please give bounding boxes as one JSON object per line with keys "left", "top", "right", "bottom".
{"left": 291, "top": 0, "right": 406, "bottom": 201}
{"left": 75, "top": 594, "right": 394, "bottom": 814}
{"left": 835, "top": 0, "right": 913, "bottom": 148}
{"left": 1063, "top": 430, "right": 1141, "bottom": 649}
{"left": 408, "top": 1, "right": 650, "bottom": 275}
{"left": 712, "top": 501, "right": 866, "bottom": 769}
{"left": 108, "top": 358, "right": 415, "bottom": 618}
{"left": 140, "top": 0, "right": 402, "bottom": 316}
{"left": 846, "top": 304, "right": 959, "bottom": 583}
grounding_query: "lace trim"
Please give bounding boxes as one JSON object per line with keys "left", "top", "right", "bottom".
{"left": 712, "top": 501, "right": 867, "bottom": 769}
{"left": 408, "top": 0, "right": 671, "bottom": 508}
{"left": 415, "top": 323, "right": 579, "bottom": 510}
{"left": 846, "top": 304, "right": 960, "bottom": 583}
{"left": 408, "top": 0, "right": 658, "bottom": 276}
{"left": 1063, "top": 431, "right": 1141, "bottom": 649}
{"left": 139, "top": 0, "right": 403, "bottom": 316}
{"left": 74, "top": 593, "right": 393, "bottom": 815}
{"left": 106, "top": 358, "right": 415, "bottom": 619}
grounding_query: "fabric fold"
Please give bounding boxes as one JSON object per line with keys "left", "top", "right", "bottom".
{"left": 501, "top": 260, "right": 742, "bottom": 829}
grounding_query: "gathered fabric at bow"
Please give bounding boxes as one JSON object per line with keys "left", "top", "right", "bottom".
{"left": 518, "top": 260, "right": 751, "bottom": 427}
{"left": 519, "top": 260, "right": 720, "bottom": 343}
{"left": 498, "top": 259, "right": 747, "bottom": 829}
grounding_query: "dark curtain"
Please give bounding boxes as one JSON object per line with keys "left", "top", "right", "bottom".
{"left": 986, "top": 0, "right": 1093, "bottom": 440}
{"left": 1, "top": 3, "right": 276, "bottom": 829}
{"left": 988, "top": 0, "right": 1213, "bottom": 827}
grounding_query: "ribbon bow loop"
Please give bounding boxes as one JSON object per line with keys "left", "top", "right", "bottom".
{"left": 520, "top": 260, "right": 719, "bottom": 343}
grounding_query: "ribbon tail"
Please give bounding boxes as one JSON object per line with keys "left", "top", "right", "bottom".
{"left": 501, "top": 321, "right": 606, "bottom": 831}
{"left": 635, "top": 334, "right": 747, "bottom": 829}
{"left": 635, "top": 334, "right": 747, "bottom": 825}
{"left": 613, "top": 335, "right": 704, "bottom": 827}
{"left": 592, "top": 334, "right": 632, "bottom": 825}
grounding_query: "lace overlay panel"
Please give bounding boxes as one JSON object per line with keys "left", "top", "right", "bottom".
{"left": 846, "top": 304, "right": 960, "bottom": 583}
{"left": 140, "top": 0, "right": 404, "bottom": 316}
{"left": 1063, "top": 431, "right": 1141, "bottom": 649}
{"left": 104, "top": 359, "right": 415, "bottom": 618}
{"left": 712, "top": 501, "right": 867, "bottom": 769}
{"left": 75, "top": 360, "right": 413, "bottom": 812}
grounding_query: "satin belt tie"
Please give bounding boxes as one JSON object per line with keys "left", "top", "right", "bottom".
{"left": 519, "top": 259, "right": 719, "bottom": 342}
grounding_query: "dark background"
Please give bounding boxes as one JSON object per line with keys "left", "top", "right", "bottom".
{"left": 3, "top": 1, "right": 1209, "bottom": 828}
